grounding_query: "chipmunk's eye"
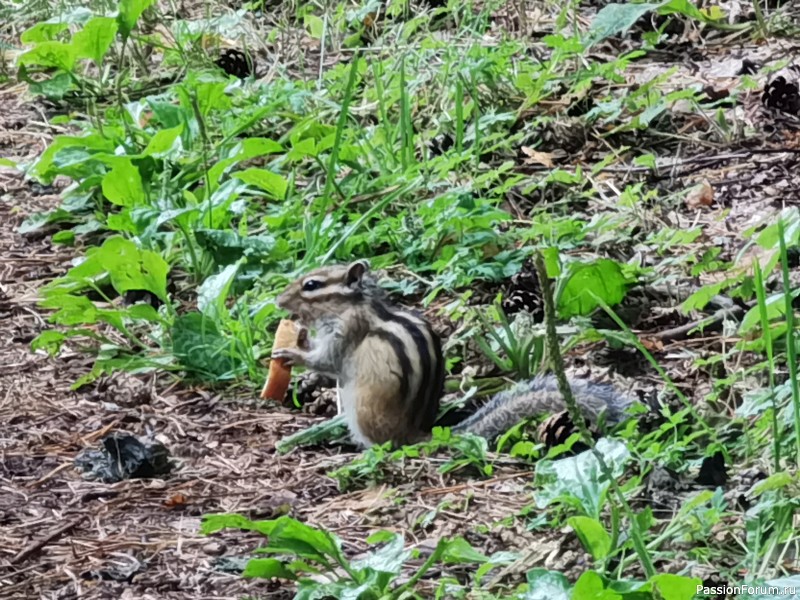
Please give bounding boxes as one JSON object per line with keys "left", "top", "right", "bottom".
{"left": 302, "top": 279, "right": 322, "bottom": 292}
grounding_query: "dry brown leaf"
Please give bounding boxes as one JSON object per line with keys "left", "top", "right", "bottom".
{"left": 521, "top": 146, "right": 555, "bottom": 168}
{"left": 685, "top": 179, "right": 714, "bottom": 209}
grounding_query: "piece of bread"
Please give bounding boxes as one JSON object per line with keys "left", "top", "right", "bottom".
{"left": 260, "top": 319, "right": 300, "bottom": 402}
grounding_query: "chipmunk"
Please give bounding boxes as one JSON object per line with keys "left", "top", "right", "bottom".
{"left": 273, "top": 261, "right": 634, "bottom": 447}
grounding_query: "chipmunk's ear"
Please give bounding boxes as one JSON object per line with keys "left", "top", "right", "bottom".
{"left": 345, "top": 260, "right": 370, "bottom": 287}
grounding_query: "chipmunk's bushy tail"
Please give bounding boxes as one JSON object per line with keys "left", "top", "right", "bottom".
{"left": 451, "top": 375, "right": 634, "bottom": 441}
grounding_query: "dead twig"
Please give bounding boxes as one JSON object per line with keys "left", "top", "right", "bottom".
{"left": 11, "top": 515, "right": 87, "bottom": 565}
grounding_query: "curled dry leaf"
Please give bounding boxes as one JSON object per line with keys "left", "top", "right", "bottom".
{"left": 685, "top": 179, "right": 714, "bottom": 209}
{"left": 521, "top": 146, "right": 555, "bottom": 168}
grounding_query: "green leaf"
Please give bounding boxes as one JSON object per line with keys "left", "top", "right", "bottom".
{"left": 557, "top": 259, "right": 629, "bottom": 318}
{"left": 102, "top": 237, "right": 169, "bottom": 300}
{"left": 20, "top": 22, "right": 70, "bottom": 44}
{"left": 194, "top": 229, "right": 276, "bottom": 265}
{"left": 536, "top": 438, "right": 630, "bottom": 518}
{"left": 264, "top": 517, "right": 342, "bottom": 563}
{"left": 201, "top": 513, "right": 278, "bottom": 536}
{"left": 197, "top": 262, "right": 242, "bottom": 319}
{"left": 752, "top": 472, "right": 794, "bottom": 496}
{"left": 740, "top": 290, "right": 800, "bottom": 334}
{"left": 143, "top": 124, "right": 184, "bottom": 157}
{"left": 18, "top": 41, "right": 78, "bottom": 72}
{"left": 31, "top": 329, "right": 70, "bottom": 355}
{"left": 118, "top": 0, "right": 157, "bottom": 39}
{"left": 242, "top": 558, "right": 296, "bottom": 580}
{"left": 28, "top": 73, "right": 75, "bottom": 100}
{"left": 572, "top": 571, "right": 621, "bottom": 600}
{"left": 72, "top": 17, "right": 118, "bottom": 65}
{"left": 45, "top": 236, "right": 169, "bottom": 301}
{"left": 207, "top": 138, "right": 282, "bottom": 187}
{"left": 304, "top": 14, "right": 325, "bottom": 38}
{"left": 441, "top": 537, "right": 491, "bottom": 564}
{"left": 567, "top": 516, "right": 612, "bottom": 560}
{"left": 18, "top": 208, "right": 76, "bottom": 234}
{"left": 171, "top": 312, "right": 240, "bottom": 379}
{"left": 102, "top": 158, "right": 146, "bottom": 206}
{"left": 649, "top": 574, "right": 702, "bottom": 600}
{"left": 52, "top": 230, "right": 75, "bottom": 246}
{"left": 233, "top": 168, "right": 288, "bottom": 200}
{"left": 32, "top": 133, "right": 115, "bottom": 183}
{"left": 585, "top": 2, "right": 666, "bottom": 46}
{"left": 351, "top": 532, "right": 409, "bottom": 575}
{"left": 755, "top": 209, "right": 800, "bottom": 249}
{"left": 522, "top": 569, "right": 571, "bottom": 600}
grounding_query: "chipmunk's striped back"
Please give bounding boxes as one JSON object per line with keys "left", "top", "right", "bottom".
{"left": 277, "top": 260, "right": 445, "bottom": 445}
{"left": 276, "top": 261, "right": 635, "bottom": 448}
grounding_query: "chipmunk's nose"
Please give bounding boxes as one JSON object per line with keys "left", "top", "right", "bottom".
{"left": 276, "top": 291, "right": 287, "bottom": 309}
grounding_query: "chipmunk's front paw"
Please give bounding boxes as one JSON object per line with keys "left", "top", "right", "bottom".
{"left": 272, "top": 347, "right": 307, "bottom": 367}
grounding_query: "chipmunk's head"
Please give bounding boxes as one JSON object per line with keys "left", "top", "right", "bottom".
{"left": 277, "top": 260, "right": 376, "bottom": 325}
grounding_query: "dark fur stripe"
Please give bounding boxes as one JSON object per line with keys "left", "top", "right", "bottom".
{"left": 303, "top": 290, "right": 363, "bottom": 303}
{"left": 426, "top": 329, "right": 445, "bottom": 429}
{"left": 371, "top": 299, "right": 442, "bottom": 429}
{"left": 372, "top": 330, "right": 411, "bottom": 400}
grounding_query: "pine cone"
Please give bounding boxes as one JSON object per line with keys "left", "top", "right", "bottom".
{"left": 215, "top": 49, "right": 255, "bottom": 79}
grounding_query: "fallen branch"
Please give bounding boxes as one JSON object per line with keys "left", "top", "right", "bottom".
{"left": 11, "top": 515, "right": 86, "bottom": 565}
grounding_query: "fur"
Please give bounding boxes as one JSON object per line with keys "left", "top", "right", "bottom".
{"left": 452, "top": 375, "right": 633, "bottom": 441}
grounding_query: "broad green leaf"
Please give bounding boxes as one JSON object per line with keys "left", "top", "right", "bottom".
{"left": 52, "top": 230, "right": 75, "bottom": 245}
{"left": 197, "top": 262, "right": 242, "bottom": 318}
{"left": 201, "top": 513, "right": 278, "bottom": 536}
{"left": 351, "top": 532, "right": 409, "bottom": 575}
{"left": 28, "top": 73, "right": 75, "bottom": 100}
{"left": 18, "top": 208, "right": 76, "bottom": 234}
{"left": 522, "top": 569, "right": 571, "bottom": 600}
{"left": 649, "top": 574, "right": 702, "bottom": 600}
{"left": 21, "top": 22, "right": 69, "bottom": 43}
{"left": 752, "top": 472, "right": 794, "bottom": 496}
{"left": 740, "top": 290, "right": 800, "bottom": 334}
{"left": 233, "top": 168, "right": 288, "bottom": 200}
{"left": 536, "top": 438, "right": 630, "bottom": 518}
{"left": 102, "top": 158, "right": 145, "bottom": 206}
{"left": 585, "top": 3, "right": 666, "bottom": 47}
{"left": 557, "top": 259, "right": 629, "bottom": 318}
{"left": 72, "top": 17, "right": 118, "bottom": 65}
{"left": 178, "top": 80, "right": 230, "bottom": 116}
{"left": 681, "top": 277, "right": 740, "bottom": 313}
{"left": 194, "top": 229, "right": 276, "bottom": 265}
{"left": 441, "top": 537, "right": 491, "bottom": 564}
{"left": 99, "top": 237, "right": 169, "bottom": 301}
{"left": 44, "top": 236, "right": 168, "bottom": 301}
{"left": 40, "top": 294, "right": 100, "bottom": 326}
{"left": 242, "top": 558, "right": 296, "bottom": 580}
{"left": 0, "top": 158, "right": 16, "bottom": 168}
{"left": 31, "top": 330, "right": 66, "bottom": 355}
{"left": 567, "top": 516, "right": 612, "bottom": 560}
{"left": 32, "top": 134, "right": 115, "bottom": 182}
{"left": 207, "top": 138, "right": 283, "bottom": 186}
{"left": 572, "top": 571, "right": 621, "bottom": 600}
{"left": 126, "top": 303, "right": 161, "bottom": 322}
{"left": 118, "top": 0, "right": 156, "bottom": 39}
{"left": 264, "top": 517, "right": 342, "bottom": 562}
{"left": 304, "top": 14, "right": 324, "bottom": 38}
{"left": 755, "top": 210, "right": 800, "bottom": 249}
{"left": 143, "top": 124, "right": 184, "bottom": 157}
{"left": 752, "top": 576, "right": 800, "bottom": 600}
{"left": 171, "top": 312, "right": 240, "bottom": 379}
{"left": 18, "top": 41, "right": 78, "bottom": 72}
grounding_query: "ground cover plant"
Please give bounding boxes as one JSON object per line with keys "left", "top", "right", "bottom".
{"left": 3, "top": 0, "right": 800, "bottom": 597}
